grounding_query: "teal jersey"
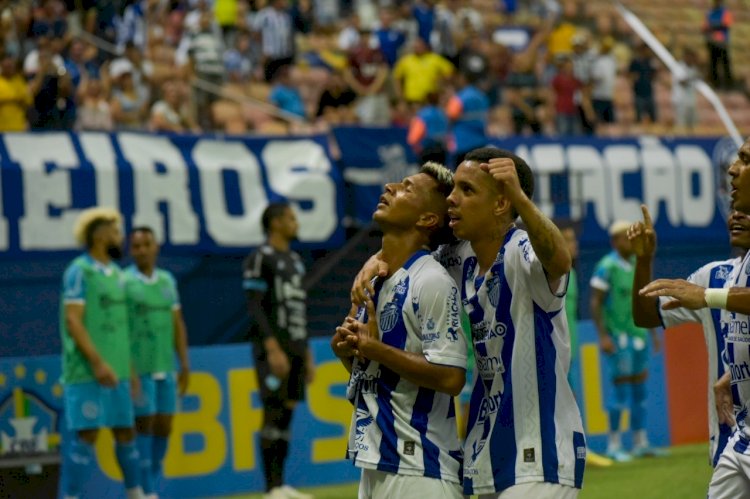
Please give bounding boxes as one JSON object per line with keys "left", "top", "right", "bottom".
{"left": 565, "top": 267, "right": 579, "bottom": 358}
{"left": 590, "top": 250, "right": 647, "bottom": 338}
{"left": 124, "top": 266, "right": 180, "bottom": 375}
{"left": 60, "top": 254, "right": 130, "bottom": 384}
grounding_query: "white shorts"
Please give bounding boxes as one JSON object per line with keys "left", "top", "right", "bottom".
{"left": 708, "top": 431, "right": 750, "bottom": 499}
{"left": 358, "top": 468, "right": 462, "bottom": 499}
{"left": 479, "top": 482, "right": 580, "bottom": 499}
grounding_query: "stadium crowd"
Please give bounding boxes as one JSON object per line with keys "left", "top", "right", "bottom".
{"left": 0, "top": 0, "right": 747, "bottom": 139}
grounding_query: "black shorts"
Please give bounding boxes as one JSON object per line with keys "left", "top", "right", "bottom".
{"left": 254, "top": 349, "right": 306, "bottom": 404}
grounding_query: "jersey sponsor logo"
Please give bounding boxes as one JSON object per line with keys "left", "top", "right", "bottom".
{"left": 715, "top": 265, "right": 732, "bottom": 282}
{"left": 446, "top": 327, "right": 459, "bottom": 343}
{"left": 426, "top": 318, "right": 436, "bottom": 331}
{"left": 472, "top": 321, "right": 507, "bottom": 343}
{"left": 730, "top": 360, "right": 750, "bottom": 384}
{"left": 725, "top": 315, "right": 750, "bottom": 341}
{"left": 393, "top": 278, "right": 408, "bottom": 297}
{"left": 403, "top": 441, "right": 415, "bottom": 456}
{"left": 523, "top": 448, "right": 535, "bottom": 463}
{"left": 441, "top": 254, "right": 462, "bottom": 268}
{"left": 423, "top": 331, "right": 440, "bottom": 343}
{"left": 477, "top": 391, "right": 502, "bottom": 420}
{"left": 354, "top": 407, "right": 373, "bottom": 452}
{"left": 518, "top": 238, "right": 531, "bottom": 262}
{"left": 380, "top": 302, "right": 400, "bottom": 333}
{"left": 576, "top": 446, "right": 587, "bottom": 460}
{"left": 81, "top": 401, "right": 99, "bottom": 420}
{"left": 476, "top": 355, "right": 505, "bottom": 377}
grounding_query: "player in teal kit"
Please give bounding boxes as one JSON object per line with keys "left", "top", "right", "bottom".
{"left": 590, "top": 221, "right": 661, "bottom": 462}
{"left": 61, "top": 207, "right": 143, "bottom": 499}
{"left": 125, "top": 227, "right": 190, "bottom": 499}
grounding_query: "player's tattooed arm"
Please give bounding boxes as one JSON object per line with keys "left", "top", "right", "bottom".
{"left": 480, "top": 159, "right": 571, "bottom": 283}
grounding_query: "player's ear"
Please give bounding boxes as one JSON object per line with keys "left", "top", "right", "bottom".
{"left": 417, "top": 211, "right": 440, "bottom": 232}
{"left": 494, "top": 195, "right": 512, "bottom": 218}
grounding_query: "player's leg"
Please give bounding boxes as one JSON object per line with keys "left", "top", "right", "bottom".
{"left": 630, "top": 335, "right": 650, "bottom": 455}
{"left": 109, "top": 380, "right": 143, "bottom": 499}
{"left": 151, "top": 373, "right": 179, "bottom": 494}
{"left": 134, "top": 375, "right": 157, "bottom": 497}
{"left": 708, "top": 433, "right": 750, "bottom": 499}
{"left": 606, "top": 334, "right": 632, "bottom": 461}
{"left": 363, "top": 469, "right": 463, "bottom": 499}
{"left": 62, "top": 382, "right": 103, "bottom": 499}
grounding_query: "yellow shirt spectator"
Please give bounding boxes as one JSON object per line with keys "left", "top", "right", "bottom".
{"left": 0, "top": 68, "right": 31, "bottom": 132}
{"left": 548, "top": 22, "right": 577, "bottom": 57}
{"left": 393, "top": 44, "right": 454, "bottom": 104}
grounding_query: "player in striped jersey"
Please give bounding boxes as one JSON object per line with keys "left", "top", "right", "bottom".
{"left": 125, "top": 227, "right": 190, "bottom": 499}
{"left": 332, "top": 162, "right": 468, "bottom": 499}
{"left": 639, "top": 139, "right": 750, "bottom": 498}
{"left": 630, "top": 206, "right": 750, "bottom": 467}
{"left": 440, "top": 148, "right": 585, "bottom": 498}
{"left": 60, "top": 207, "right": 144, "bottom": 499}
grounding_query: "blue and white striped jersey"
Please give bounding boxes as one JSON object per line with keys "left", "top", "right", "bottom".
{"left": 435, "top": 229, "right": 585, "bottom": 495}
{"left": 659, "top": 257, "right": 738, "bottom": 466}
{"left": 346, "top": 250, "right": 468, "bottom": 483}
{"left": 722, "top": 251, "right": 750, "bottom": 454}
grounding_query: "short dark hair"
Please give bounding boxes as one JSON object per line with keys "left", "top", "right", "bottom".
{"left": 130, "top": 226, "right": 155, "bottom": 237}
{"left": 419, "top": 162, "right": 456, "bottom": 249}
{"left": 262, "top": 202, "right": 291, "bottom": 234}
{"left": 464, "top": 147, "right": 535, "bottom": 219}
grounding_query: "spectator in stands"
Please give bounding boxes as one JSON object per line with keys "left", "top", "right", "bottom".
{"left": 0, "top": 54, "right": 31, "bottom": 132}
{"left": 374, "top": 8, "right": 406, "bottom": 67}
{"left": 253, "top": 0, "right": 295, "bottom": 82}
{"left": 291, "top": 0, "right": 315, "bottom": 34}
{"left": 407, "top": 91, "right": 449, "bottom": 165}
{"left": 446, "top": 71, "right": 489, "bottom": 167}
{"left": 1, "top": 2, "right": 23, "bottom": 58}
{"left": 268, "top": 64, "right": 306, "bottom": 119}
{"left": 412, "top": 0, "right": 436, "bottom": 44}
{"left": 703, "top": 0, "right": 733, "bottom": 90}
{"left": 344, "top": 27, "right": 390, "bottom": 126}
{"left": 183, "top": 11, "right": 225, "bottom": 130}
{"left": 316, "top": 71, "right": 356, "bottom": 124}
{"left": 28, "top": 44, "right": 76, "bottom": 130}
{"left": 215, "top": 0, "right": 240, "bottom": 46}
{"left": 113, "top": 42, "right": 154, "bottom": 92}
{"left": 552, "top": 57, "right": 581, "bottom": 136}
{"left": 456, "top": 31, "right": 489, "bottom": 88}
{"left": 591, "top": 36, "right": 617, "bottom": 132}
{"left": 571, "top": 32, "right": 596, "bottom": 135}
{"left": 29, "top": 0, "right": 68, "bottom": 45}
{"left": 672, "top": 48, "right": 700, "bottom": 132}
{"left": 23, "top": 35, "right": 65, "bottom": 78}
{"left": 628, "top": 43, "right": 658, "bottom": 125}
{"left": 149, "top": 80, "right": 201, "bottom": 133}
{"left": 223, "top": 32, "right": 255, "bottom": 83}
{"left": 117, "top": 0, "right": 149, "bottom": 51}
{"left": 76, "top": 78, "right": 113, "bottom": 131}
{"left": 505, "top": 52, "right": 544, "bottom": 135}
{"left": 393, "top": 37, "right": 453, "bottom": 106}
{"left": 547, "top": 3, "right": 579, "bottom": 59}
{"left": 337, "top": 13, "right": 360, "bottom": 52}
{"left": 64, "top": 38, "right": 100, "bottom": 89}
{"left": 431, "top": 0, "right": 459, "bottom": 64}
{"left": 110, "top": 63, "right": 150, "bottom": 130}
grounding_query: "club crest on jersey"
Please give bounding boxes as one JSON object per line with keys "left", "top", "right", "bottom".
{"left": 745, "top": 260, "right": 750, "bottom": 276}
{"left": 715, "top": 265, "right": 731, "bottom": 282}
{"left": 393, "top": 279, "right": 408, "bottom": 297}
{"left": 426, "top": 318, "right": 435, "bottom": 331}
{"left": 380, "top": 302, "right": 400, "bottom": 333}
{"left": 486, "top": 274, "right": 501, "bottom": 307}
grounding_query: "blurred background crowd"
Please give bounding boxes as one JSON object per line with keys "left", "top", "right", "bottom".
{"left": 0, "top": 0, "right": 748, "bottom": 140}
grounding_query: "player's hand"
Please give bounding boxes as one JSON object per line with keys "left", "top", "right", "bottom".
{"left": 714, "top": 372, "right": 735, "bottom": 427}
{"left": 628, "top": 204, "right": 657, "bottom": 259}
{"left": 267, "top": 348, "right": 291, "bottom": 379}
{"left": 351, "top": 254, "right": 388, "bottom": 306}
{"left": 349, "top": 299, "right": 380, "bottom": 359}
{"left": 93, "top": 360, "right": 117, "bottom": 387}
{"left": 639, "top": 279, "right": 707, "bottom": 310}
{"left": 178, "top": 367, "right": 190, "bottom": 396}
{"left": 480, "top": 158, "right": 527, "bottom": 205}
{"left": 599, "top": 335, "right": 616, "bottom": 355}
{"left": 332, "top": 317, "right": 359, "bottom": 359}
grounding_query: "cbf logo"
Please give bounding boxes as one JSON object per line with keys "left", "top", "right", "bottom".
{"left": 380, "top": 302, "right": 400, "bottom": 333}
{"left": 0, "top": 362, "right": 62, "bottom": 460}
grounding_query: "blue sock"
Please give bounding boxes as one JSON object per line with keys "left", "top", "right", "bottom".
{"left": 608, "top": 383, "right": 630, "bottom": 432}
{"left": 136, "top": 433, "right": 155, "bottom": 494}
{"left": 64, "top": 438, "right": 93, "bottom": 498}
{"left": 115, "top": 440, "right": 141, "bottom": 490}
{"left": 631, "top": 382, "right": 647, "bottom": 431}
{"left": 151, "top": 435, "right": 169, "bottom": 483}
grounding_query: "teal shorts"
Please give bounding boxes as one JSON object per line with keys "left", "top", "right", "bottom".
{"left": 64, "top": 380, "right": 134, "bottom": 431}
{"left": 133, "top": 372, "right": 178, "bottom": 417}
{"left": 606, "top": 333, "right": 650, "bottom": 379}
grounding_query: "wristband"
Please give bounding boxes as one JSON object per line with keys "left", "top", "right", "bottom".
{"left": 704, "top": 288, "right": 729, "bottom": 309}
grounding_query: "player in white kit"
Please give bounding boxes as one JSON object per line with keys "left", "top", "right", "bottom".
{"left": 630, "top": 205, "right": 750, "bottom": 467}
{"left": 332, "top": 162, "right": 468, "bottom": 499}
{"left": 639, "top": 139, "right": 750, "bottom": 497}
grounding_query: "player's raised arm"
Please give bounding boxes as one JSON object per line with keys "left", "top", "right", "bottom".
{"left": 629, "top": 204, "right": 662, "bottom": 328}
{"left": 481, "top": 158, "right": 571, "bottom": 283}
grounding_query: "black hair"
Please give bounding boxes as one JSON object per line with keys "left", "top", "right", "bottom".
{"left": 464, "top": 147, "right": 535, "bottom": 219}
{"left": 262, "top": 202, "right": 291, "bottom": 234}
{"left": 130, "top": 226, "right": 155, "bottom": 237}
